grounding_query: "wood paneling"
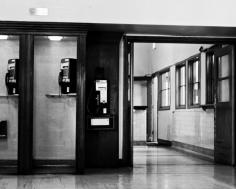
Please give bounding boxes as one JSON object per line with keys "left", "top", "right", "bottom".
{"left": 85, "top": 32, "right": 122, "bottom": 168}
{"left": 18, "top": 35, "right": 34, "bottom": 174}
{"left": 76, "top": 34, "right": 87, "bottom": 173}
{"left": 147, "top": 79, "right": 152, "bottom": 142}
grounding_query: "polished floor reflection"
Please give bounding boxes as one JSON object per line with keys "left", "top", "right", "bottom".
{"left": 0, "top": 146, "right": 235, "bottom": 189}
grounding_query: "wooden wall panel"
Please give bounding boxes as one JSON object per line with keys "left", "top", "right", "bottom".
{"left": 85, "top": 32, "right": 122, "bottom": 168}
{"left": 18, "top": 35, "right": 34, "bottom": 174}
{"left": 76, "top": 34, "right": 87, "bottom": 173}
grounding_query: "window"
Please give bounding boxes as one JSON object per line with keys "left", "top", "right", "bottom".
{"left": 176, "top": 62, "right": 186, "bottom": 108}
{"left": 217, "top": 54, "right": 230, "bottom": 102}
{"left": 159, "top": 70, "right": 170, "bottom": 109}
{"left": 188, "top": 55, "right": 200, "bottom": 107}
{"left": 206, "top": 52, "right": 215, "bottom": 104}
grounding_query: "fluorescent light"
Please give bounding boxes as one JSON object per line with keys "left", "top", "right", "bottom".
{"left": 29, "top": 8, "right": 48, "bottom": 16}
{"left": 0, "top": 35, "right": 8, "bottom": 40}
{"left": 48, "top": 36, "right": 63, "bottom": 41}
{"left": 152, "top": 43, "right": 157, "bottom": 50}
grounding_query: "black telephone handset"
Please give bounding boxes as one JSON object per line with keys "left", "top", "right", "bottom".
{"left": 5, "top": 72, "right": 9, "bottom": 87}
{"left": 58, "top": 71, "right": 63, "bottom": 86}
{"left": 5, "top": 59, "right": 19, "bottom": 95}
{"left": 5, "top": 72, "right": 10, "bottom": 94}
{"left": 58, "top": 58, "right": 76, "bottom": 94}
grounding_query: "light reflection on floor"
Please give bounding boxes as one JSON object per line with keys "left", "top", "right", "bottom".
{"left": 0, "top": 146, "right": 235, "bottom": 189}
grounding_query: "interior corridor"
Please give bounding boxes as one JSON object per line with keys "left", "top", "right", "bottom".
{"left": 0, "top": 146, "right": 235, "bottom": 189}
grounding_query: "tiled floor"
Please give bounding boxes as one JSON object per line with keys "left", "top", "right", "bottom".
{"left": 0, "top": 146, "right": 235, "bottom": 189}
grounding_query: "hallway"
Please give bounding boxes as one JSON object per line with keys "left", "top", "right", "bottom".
{"left": 0, "top": 146, "right": 235, "bottom": 189}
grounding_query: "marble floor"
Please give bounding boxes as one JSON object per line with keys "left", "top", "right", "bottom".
{"left": 0, "top": 146, "right": 236, "bottom": 189}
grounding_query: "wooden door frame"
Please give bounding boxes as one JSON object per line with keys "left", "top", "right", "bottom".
{"left": 0, "top": 22, "right": 87, "bottom": 174}
{"left": 214, "top": 45, "right": 235, "bottom": 165}
{"left": 123, "top": 35, "right": 236, "bottom": 167}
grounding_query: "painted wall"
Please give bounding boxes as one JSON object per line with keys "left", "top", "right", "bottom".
{"left": 0, "top": 0, "right": 236, "bottom": 27}
{"left": 0, "top": 37, "right": 19, "bottom": 160}
{"left": 152, "top": 43, "right": 214, "bottom": 150}
{"left": 134, "top": 43, "right": 214, "bottom": 150}
{"left": 133, "top": 81, "right": 147, "bottom": 106}
{"left": 134, "top": 43, "right": 152, "bottom": 76}
{"left": 133, "top": 44, "right": 151, "bottom": 142}
{"left": 33, "top": 37, "right": 77, "bottom": 160}
{"left": 133, "top": 110, "right": 146, "bottom": 142}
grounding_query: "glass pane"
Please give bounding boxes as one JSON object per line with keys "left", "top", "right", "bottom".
{"left": 218, "top": 79, "right": 230, "bottom": 102}
{"left": 218, "top": 55, "right": 229, "bottom": 78}
{"left": 161, "top": 91, "right": 166, "bottom": 107}
{"left": 176, "top": 71, "right": 179, "bottom": 105}
{"left": 193, "top": 83, "right": 200, "bottom": 104}
{"left": 161, "top": 72, "right": 170, "bottom": 90}
{"left": 180, "top": 66, "right": 186, "bottom": 85}
{"left": 161, "top": 89, "right": 169, "bottom": 107}
{"left": 193, "top": 61, "right": 199, "bottom": 82}
{"left": 180, "top": 86, "right": 185, "bottom": 105}
{"left": 0, "top": 35, "right": 19, "bottom": 164}
{"left": 168, "top": 89, "right": 170, "bottom": 106}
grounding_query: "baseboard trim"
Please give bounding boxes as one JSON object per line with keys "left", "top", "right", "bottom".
{"left": 33, "top": 159, "right": 75, "bottom": 167}
{"left": 172, "top": 141, "right": 214, "bottom": 161}
{"left": 133, "top": 141, "right": 146, "bottom": 145}
{"left": 157, "top": 139, "right": 172, "bottom": 146}
{"left": 0, "top": 160, "right": 17, "bottom": 166}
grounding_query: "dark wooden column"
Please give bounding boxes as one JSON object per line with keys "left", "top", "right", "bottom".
{"left": 18, "top": 35, "right": 34, "bottom": 174}
{"left": 76, "top": 34, "right": 87, "bottom": 173}
{"left": 122, "top": 39, "right": 133, "bottom": 166}
{"left": 147, "top": 79, "right": 152, "bottom": 142}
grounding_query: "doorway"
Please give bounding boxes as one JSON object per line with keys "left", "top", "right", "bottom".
{"left": 124, "top": 39, "right": 235, "bottom": 166}
{"left": 32, "top": 35, "right": 77, "bottom": 173}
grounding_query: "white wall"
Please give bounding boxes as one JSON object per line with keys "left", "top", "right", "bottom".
{"left": 33, "top": 37, "right": 77, "bottom": 160}
{"left": 133, "top": 43, "right": 150, "bottom": 142}
{"left": 152, "top": 43, "right": 214, "bottom": 150}
{"left": 0, "top": 37, "right": 19, "bottom": 160}
{"left": 151, "top": 44, "right": 211, "bottom": 71}
{"left": 134, "top": 43, "right": 152, "bottom": 76}
{"left": 133, "top": 110, "right": 146, "bottom": 142}
{"left": 133, "top": 81, "right": 147, "bottom": 106}
{"left": 1, "top": 0, "right": 236, "bottom": 27}
{"left": 134, "top": 43, "right": 214, "bottom": 149}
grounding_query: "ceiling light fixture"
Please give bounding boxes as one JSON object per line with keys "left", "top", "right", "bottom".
{"left": 29, "top": 8, "right": 48, "bottom": 16}
{"left": 48, "top": 36, "right": 63, "bottom": 41}
{"left": 0, "top": 35, "right": 9, "bottom": 40}
{"left": 152, "top": 43, "right": 157, "bottom": 50}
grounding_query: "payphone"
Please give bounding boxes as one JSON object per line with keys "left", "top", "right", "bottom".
{"left": 5, "top": 59, "right": 19, "bottom": 95}
{"left": 58, "top": 58, "right": 77, "bottom": 94}
{"left": 0, "top": 121, "right": 7, "bottom": 139}
{"left": 94, "top": 79, "right": 108, "bottom": 115}
{"left": 87, "top": 67, "right": 113, "bottom": 130}
{"left": 87, "top": 67, "right": 108, "bottom": 115}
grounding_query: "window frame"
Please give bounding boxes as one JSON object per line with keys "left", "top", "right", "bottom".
{"left": 175, "top": 61, "right": 186, "bottom": 109}
{"left": 158, "top": 68, "right": 171, "bottom": 110}
{"left": 205, "top": 45, "right": 222, "bottom": 105}
{"left": 187, "top": 54, "right": 201, "bottom": 108}
{"left": 205, "top": 51, "right": 215, "bottom": 105}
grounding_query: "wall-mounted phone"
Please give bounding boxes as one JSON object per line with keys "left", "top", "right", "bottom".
{"left": 5, "top": 59, "right": 19, "bottom": 95}
{"left": 87, "top": 67, "right": 109, "bottom": 115}
{"left": 0, "top": 120, "right": 7, "bottom": 139}
{"left": 58, "top": 58, "right": 76, "bottom": 94}
{"left": 87, "top": 67, "right": 113, "bottom": 129}
{"left": 95, "top": 79, "right": 108, "bottom": 114}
